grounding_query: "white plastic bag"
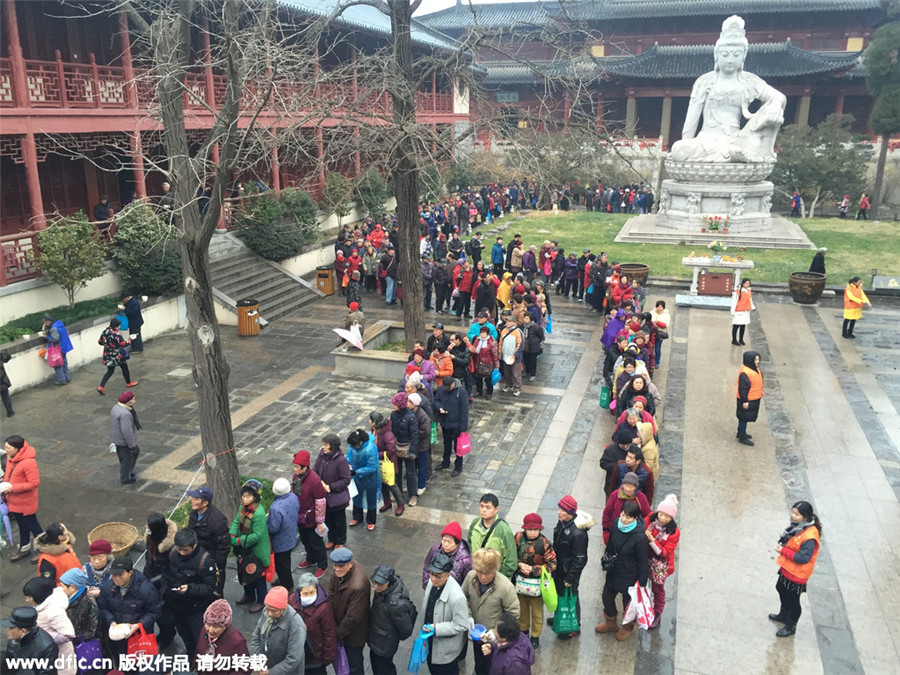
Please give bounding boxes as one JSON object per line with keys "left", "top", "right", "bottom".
{"left": 624, "top": 583, "right": 655, "bottom": 630}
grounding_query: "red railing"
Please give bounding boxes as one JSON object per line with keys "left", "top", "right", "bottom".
{"left": 0, "top": 231, "right": 41, "bottom": 287}
{"left": 1, "top": 55, "right": 455, "bottom": 116}
{"left": 0, "top": 59, "right": 14, "bottom": 107}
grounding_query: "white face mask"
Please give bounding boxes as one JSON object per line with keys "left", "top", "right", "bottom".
{"left": 299, "top": 595, "right": 316, "bottom": 607}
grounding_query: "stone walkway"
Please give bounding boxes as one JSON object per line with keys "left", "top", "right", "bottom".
{"left": 1, "top": 284, "right": 899, "bottom": 675}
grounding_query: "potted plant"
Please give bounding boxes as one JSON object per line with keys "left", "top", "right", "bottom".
{"left": 722, "top": 215, "right": 730, "bottom": 234}
{"left": 707, "top": 240, "right": 726, "bottom": 261}
{"left": 705, "top": 215, "right": 722, "bottom": 232}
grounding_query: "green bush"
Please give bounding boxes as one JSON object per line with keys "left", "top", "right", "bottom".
{"left": 444, "top": 159, "right": 475, "bottom": 193}
{"left": 0, "top": 296, "right": 120, "bottom": 344}
{"left": 240, "top": 188, "right": 318, "bottom": 261}
{"left": 354, "top": 168, "right": 391, "bottom": 223}
{"left": 34, "top": 211, "right": 108, "bottom": 309}
{"left": 112, "top": 203, "right": 183, "bottom": 296}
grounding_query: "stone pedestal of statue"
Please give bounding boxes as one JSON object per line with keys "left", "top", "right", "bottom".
{"left": 657, "top": 161, "right": 776, "bottom": 233}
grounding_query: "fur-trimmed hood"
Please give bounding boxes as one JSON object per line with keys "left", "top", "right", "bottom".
{"left": 157, "top": 519, "right": 178, "bottom": 554}
{"left": 34, "top": 530, "right": 76, "bottom": 556}
{"left": 574, "top": 510, "right": 595, "bottom": 531}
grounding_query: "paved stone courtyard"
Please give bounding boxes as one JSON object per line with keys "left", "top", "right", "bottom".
{"left": 2, "top": 283, "right": 899, "bottom": 674}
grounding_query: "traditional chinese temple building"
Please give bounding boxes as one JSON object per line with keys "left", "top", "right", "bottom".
{"left": 420, "top": 0, "right": 887, "bottom": 147}
{"left": 0, "top": 0, "right": 468, "bottom": 284}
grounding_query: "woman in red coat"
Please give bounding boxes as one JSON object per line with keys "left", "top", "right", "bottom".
{"left": 611, "top": 275, "right": 635, "bottom": 308}
{"left": 289, "top": 573, "right": 338, "bottom": 674}
{"left": 195, "top": 599, "right": 249, "bottom": 675}
{"left": 644, "top": 495, "right": 680, "bottom": 629}
{"left": 1, "top": 435, "right": 42, "bottom": 562}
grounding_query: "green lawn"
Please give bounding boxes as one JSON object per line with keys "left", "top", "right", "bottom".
{"left": 503, "top": 211, "right": 898, "bottom": 284}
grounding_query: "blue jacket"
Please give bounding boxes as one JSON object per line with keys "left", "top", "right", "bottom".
{"left": 491, "top": 242, "right": 505, "bottom": 265}
{"left": 47, "top": 319, "right": 74, "bottom": 354}
{"left": 267, "top": 492, "right": 300, "bottom": 553}
{"left": 467, "top": 321, "right": 498, "bottom": 341}
{"left": 348, "top": 437, "right": 380, "bottom": 491}
{"left": 433, "top": 380, "right": 469, "bottom": 432}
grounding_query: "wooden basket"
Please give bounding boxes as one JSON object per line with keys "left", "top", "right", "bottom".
{"left": 88, "top": 522, "right": 140, "bottom": 558}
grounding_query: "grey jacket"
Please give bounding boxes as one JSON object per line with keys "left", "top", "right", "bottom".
{"left": 419, "top": 577, "right": 468, "bottom": 665}
{"left": 109, "top": 403, "right": 138, "bottom": 448}
{"left": 250, "top": 604, "right": 307, "bottom": 675}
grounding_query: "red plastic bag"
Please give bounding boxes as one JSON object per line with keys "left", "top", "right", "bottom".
{"left": 126, "top": 625, "right": 158, "bottom": 657}
{"left": 456, "top": 432, "right": 471, "bottom": 457}
{"left": 265, "top": 550, "right": 276, "bottom": 583}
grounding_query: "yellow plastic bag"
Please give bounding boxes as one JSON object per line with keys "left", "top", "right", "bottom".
{"left": 380, "top": 456, "right": 395, "bottom": 486}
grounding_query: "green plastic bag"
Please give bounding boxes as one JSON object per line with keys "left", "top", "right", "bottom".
{"left": 552, "top": 589, "right": 579, "bottom": 634}
{"left": 541, "top": 565, "right": 558, "bottom": 612}
{"left": 430, "top": 422, "right": 438, "bottom": 445}
{"left": 599, "top": 384, "right": 611, "bottom": 409}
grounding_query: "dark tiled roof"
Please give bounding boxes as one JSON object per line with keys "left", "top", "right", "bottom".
{"left": 418, "top": 1, "right": 556, "bottom": 31}
{"left": 419, "top": 0, "right": 883, "bottom": 29}
{"left": 280, "top": 0, "right": 461, "bottom": 50}
{"left": 568, "top": 0, "right": 883, "bottom": 20}
{"left": 482, "top": 61, "right": 569, "bottom": 85}
{"left": 596, "top": 40, "right": 862, "bottom": 79}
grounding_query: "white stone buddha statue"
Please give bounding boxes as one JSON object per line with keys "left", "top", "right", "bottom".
{"left": 669, "top": 16, "right": 786, "bottom": 164}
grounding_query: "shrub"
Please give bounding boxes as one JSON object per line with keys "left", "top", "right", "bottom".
{"left": 444, "top": 159, "right": 475, "bottom": 193}
{"left": 112, "top": 203, "right": 183, "bottom": 296}
{"left": 0, "top": 296, "right": 120, "bottom": 344}
{"left": 322, "top": 172, "right": 354, "bottom": 226}
{"left": 34, "top": 211, "right": 107, "bottom": 308}
{"left": 354, "top": 168, "right": 391, "bottom": 223}
{"left": 241, "top": 188, "right": 318, "bottom": 261}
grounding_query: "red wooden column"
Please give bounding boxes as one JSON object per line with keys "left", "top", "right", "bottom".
{"left": 834, "top": 95, "right": 845, "bottom": 115}
{"left": 432, "top": 72, "right": 437, "bottom": 113}
{"left": 22, "top": 133, "right": 46, "bottom": 230}
{"left": 595, "top": 97, "right": 605, "bottom": 133}
{"left": 130, "top": 131, "right": 147, "bottom": 199}
{"left": 119, "top": 12, "right": 137, "bottom": 108}
{"left": 84, "top": 159, "right": 101, "bottom": 217}
{"left": 4, "top": 0, "right": 30, "bottom": 108}
{"left": 353, "top": 126, "right": 361, "bottom": 176}
{"left": 563, "top": 95, "right": 571, "bottom": 135}
{"left": 270, "top": 145, "right": 281, "bottom": 192}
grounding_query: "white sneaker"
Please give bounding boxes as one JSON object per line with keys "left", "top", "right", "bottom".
{"left": 513, "top": 390, "right": 521, "bottom": 397}
{"left": 408, "top": 496, "right": 418, "bottom": 507}
{"left": 503, "top": 386, "right": 511, "bottom": 393}
{"left": 417, "top": 488, "right": 426, "bottom": 496}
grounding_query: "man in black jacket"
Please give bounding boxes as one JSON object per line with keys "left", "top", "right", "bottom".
{"left": 97, "top": 557, "right": 162, "bottom": 658}
{"left": 367, "top": 566, "right": 417, "bottom": 675}
{"left": 2, "top": 607, "right": 58, "bottom": 675}
{"left": 549, "top": 495, "right": 589, "bottom": 639}
{"left": 187, "top": 486, "right": 230, "bottom": 596}
{"left": 576, "top": 249, "right": 591, "bottom": 300}
{"left": 161, "top": 529, "right": 218, "bottom": 659}
{"left": 600, "top": 431, "right": 639, "bottom": 492}
{"left": 120, "top": 293, "right": 145, "bottom": 353}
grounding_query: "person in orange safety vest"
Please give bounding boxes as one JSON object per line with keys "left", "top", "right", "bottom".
{"left": 770, "top": 501, "right": 821, "bottom": 637}
{"left": 735, "top": 351, "right": 763, "bottom": 446}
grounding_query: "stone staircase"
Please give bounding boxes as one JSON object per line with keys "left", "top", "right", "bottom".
{"left": 208, "top": 236, "right": 322, "bottom": 324}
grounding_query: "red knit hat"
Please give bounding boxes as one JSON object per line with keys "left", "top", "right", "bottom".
{"left": 292, "top": 450, "right": 311, "bottom": 467}
{"left": 349, "top": 302, "right": 359, "bottom": 311}
{"left": 265, "top": 586, "right": 288, "bottom": 610}
{"left": 522, "top": 513, "right": 543, "bottom": 530}
{"left": 558, "top": 495, "right": 578, "bottom": 516}
{"left": 89, "top": 539, "right": 112, "bottom": 556}
{"left": 441, "top": 522, "right": 462, "bottom": 543}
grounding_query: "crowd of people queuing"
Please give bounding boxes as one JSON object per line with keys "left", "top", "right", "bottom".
{"left": 3, "top": 181, "right": 826, "bottom": 675}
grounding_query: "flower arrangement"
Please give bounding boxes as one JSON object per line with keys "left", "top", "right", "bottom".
{"left": 704, "top": 215, "right": 730, "bottom": 231}
{"left": 707, "top": 240, "right": 727, "bottom": 254}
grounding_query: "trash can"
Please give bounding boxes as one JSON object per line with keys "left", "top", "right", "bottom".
{"left": 316, "top": 265, "right": 335, "bottom": 295}
{"left": 237, "top": 299, "right": 260, "bottom": 336}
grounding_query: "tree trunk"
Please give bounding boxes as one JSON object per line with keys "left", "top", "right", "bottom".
{"left": 389, "top": 0, "right": 426, "bottom": 351}
{"left": 872, "top": 135, "right": 888, "bottom": 215}
{"left": 154, "top": 0, "right": 242, "bottom": 520}
{"left": 808, "top": 186, "right": 821, "bottom": 219}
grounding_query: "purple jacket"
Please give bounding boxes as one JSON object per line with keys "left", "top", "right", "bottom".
{"left": 600, "top": 317, "right": 626, "bottom": 350}
{"left": 522, "top": 251, "right": 537, "bottom": 273}
{"left": 489, "top": 631, "right": 535, "bottom": 674}
{"left": 563, "top": 258, "right": 579, "bottom": 280}
{"left": 313, "top": 449, "right": 352, "bottom": 509}
{"left": 421, "top": 540, "right": 472, "bottom": 589}
{"left": 292, "top": 468, "right": 327, "bottom": 528}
